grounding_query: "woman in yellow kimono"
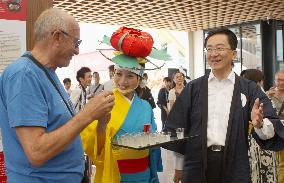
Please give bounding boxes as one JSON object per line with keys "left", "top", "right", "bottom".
{"left": 81, "top": 26, "right": 170, "bottom": 183}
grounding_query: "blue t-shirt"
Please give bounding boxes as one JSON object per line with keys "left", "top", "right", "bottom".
{"left": 0, "top": 52, "right": 84, "bottom": 183}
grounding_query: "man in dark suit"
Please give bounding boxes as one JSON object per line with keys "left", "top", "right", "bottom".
{"left": 164, "top": 28, "right": 284, "bottom": 183}
{"left": 157, "top": 77, "right": 171, "bottom": 129}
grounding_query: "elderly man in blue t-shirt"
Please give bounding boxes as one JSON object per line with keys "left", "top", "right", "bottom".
{"left": 0, "top": 8, "right": 114, "bottom": 183}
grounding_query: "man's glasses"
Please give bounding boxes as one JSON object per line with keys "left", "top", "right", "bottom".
{"left": 204, "top": 47, "right": 233, "bottom": 54}
{"left": 59, "top": 30, "right": 82, "bottom": 48}
{"left": 275, "top": 79, "right": 284, "bottom": 83}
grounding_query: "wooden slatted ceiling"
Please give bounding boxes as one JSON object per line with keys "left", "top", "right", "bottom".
{"left": 53, "top": 0, "right": 284, "bottom": 31}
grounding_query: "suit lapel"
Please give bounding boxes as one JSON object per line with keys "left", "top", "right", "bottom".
{"left": 201, "top": 74, "right": 209, "bottom": 178}
{"left": 221, "top": 74, "right": 240, "bottom": 181}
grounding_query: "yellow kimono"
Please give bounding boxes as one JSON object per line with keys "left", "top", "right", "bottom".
{"left": 81, "top": 89, "right": 150, "bottom": 183}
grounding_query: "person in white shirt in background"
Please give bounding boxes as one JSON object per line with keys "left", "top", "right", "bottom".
{"left": 70, "top": 67, "right": 93, "bottom": 183}
{"left": 86, "top": 71, "right": 104, "bottom": 100}
{"left": 70, "top": 67, "right": 92, "bottom": 113}
{"left": 103, "top": 64, "right": 115, "bottom": 91}
{"left": 63, "top": 78, "right": 72, "bottom": 96}
{"left": 168, "top": 71, "right": 185, "bottom": 111}
{"left": 266, "top": 71, "right": 284, "bottom": 183}
{"left": 167, "top": 71, "right": 185, "bottom": 183}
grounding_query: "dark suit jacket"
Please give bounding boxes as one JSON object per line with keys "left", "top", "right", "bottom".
{"left": 157, "top": 87, "right": 169, "bottom": 123}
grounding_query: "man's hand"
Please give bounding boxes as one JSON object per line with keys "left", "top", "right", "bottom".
{"left": 81, "top": 91, "right": 114, "bottom": 123}
{"left": 173, "top": 169, "right": 183, "bottom": 183}
{"left": 87, "top": 93, "right": 95, "bottom": 100}
{"left": 251, "top": 98, "right": 264, "bottom": 129}
{"left": 267, "top": 87, "right": 276, "bottom": 98}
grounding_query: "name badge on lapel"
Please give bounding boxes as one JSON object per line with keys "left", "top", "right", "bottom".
{"left": 241, "top": 93, "right": 247, "bottom": 107}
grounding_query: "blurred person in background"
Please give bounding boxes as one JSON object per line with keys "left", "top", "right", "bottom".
{"left": 63, "top": 78, "right": 72, "bottom": 96}
{"left": 266, "top": 71, "right": 284, "bottom": 183}
{"left": 86, "top": 71, "right": 104, "bottom": 100}
{"left": 168, "top": 71, "right": 185, "bottom": 111}
{"left": 103, "top": 64, "right": 115, "bottom": 91}
{"left": 167, "top": 71, "right": 185, "bottom": 183}
{"left": 157, "top": 76, "right": 171, "bottom": 130}
{"left": 242, "top": 69, "right": 278, "bottom": 183}
{"left": 136, "top": 72, "right": 156, "bottom": 109}
{"left": 70, "top": 67, "right": 92, "bottom": 113}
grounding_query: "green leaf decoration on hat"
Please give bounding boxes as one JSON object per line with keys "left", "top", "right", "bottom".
{"left": 149, "top": 47, "right": 171, "bottom": 61}
{"left": 101, "top": 35, "right": 111, "bottom": 46}
{"left": 112, "top": 54, "right": 139, "bottom": 68}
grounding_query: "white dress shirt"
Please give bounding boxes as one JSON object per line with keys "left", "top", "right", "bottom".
{"left": 70, "top": 86, "right": 86, "bottom": 113}
{"left": 207, "top": 71, "right": 235, "bottom": 146}
{"left": 86, "top": 83, "right": 103, "bottom": 99}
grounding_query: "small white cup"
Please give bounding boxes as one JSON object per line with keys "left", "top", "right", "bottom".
{"left": 176, "top": 128, "right": 185, "bottom": 139}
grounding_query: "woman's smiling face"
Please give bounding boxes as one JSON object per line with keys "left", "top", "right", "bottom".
{"left": 113, "top": 69, "right": 140, "bottom": 97}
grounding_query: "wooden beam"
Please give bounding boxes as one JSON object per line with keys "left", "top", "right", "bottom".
{"left": 26, "top": 0, "right": 53, "bottom": 50}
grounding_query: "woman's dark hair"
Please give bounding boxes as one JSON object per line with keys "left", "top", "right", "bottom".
{"left": 171, "top": 71, "right": 185, "bottom": 89}
{"left": 242, "top": 69, "right": 264, "bottom": 83}
{"left": 240, "top": 70, "right": 247, "bottom": 77}
{"left": 76, "top": 67, "right": 91, "bottom": 83}
{"left": 204, "top": 28, "right": 238, "bottom": 50}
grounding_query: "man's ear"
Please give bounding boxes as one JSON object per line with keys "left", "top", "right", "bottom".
{"left": 232, "top": 50, "right": 237, "bottom": 60}
{"left": 51, "top": 30, "right": 62, "bottom": 45}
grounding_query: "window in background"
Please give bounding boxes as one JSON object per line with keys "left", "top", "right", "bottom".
{"left": 229, "top": 27, "right": 241, "bottom": 75}
{"left": 276, "top": 23, "right": 284, "bottom": 71}
{"left": 241, "top": 24, "right": 262, "bottom": 71}
{"left": 277, "top": 30, "right": 283, "bottom": 62}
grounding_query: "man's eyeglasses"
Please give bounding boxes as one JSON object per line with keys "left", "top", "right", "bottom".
{"left": 59, "top": 30, "right": 82, "bottom": 48}
{"left": 275, "top": 79, "right": 284, "bottom": 83}
{"left": 205, "top": 47, "right": 233, "bottom": 54}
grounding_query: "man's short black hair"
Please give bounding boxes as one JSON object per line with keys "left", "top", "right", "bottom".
{"left": 108, "top": 65, "right": 115, "bottom": 72}
{"left": 163, "top": 77, "right": 171, "bottom": 82}
{"left": 76, "top": 67, "right": 91, "bottom": 83}
{"left": 63, "top": 78, "right": 71, "bottom": 84}
{"left": 204, "top": 28, "right": 238, "bottom": 50}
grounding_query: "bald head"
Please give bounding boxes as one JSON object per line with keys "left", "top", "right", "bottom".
{"left": 274, "top": 71, "right": 284, "bottom": 91}
{"left": 34, "top": 8, "right": 78, "bottom": 42}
